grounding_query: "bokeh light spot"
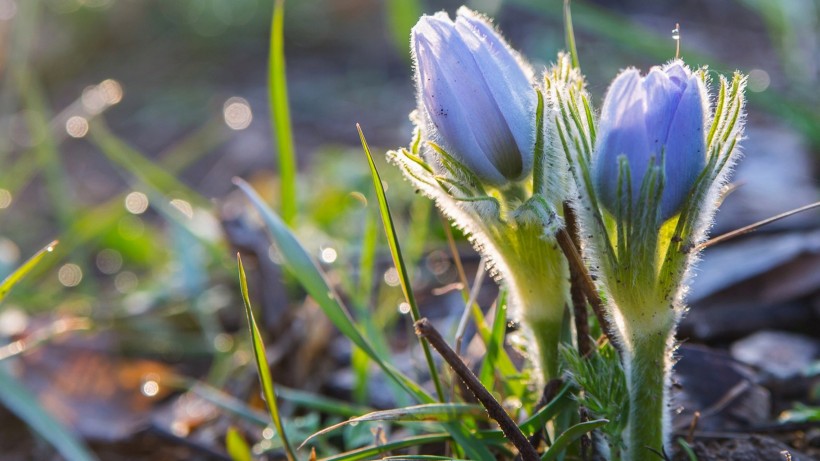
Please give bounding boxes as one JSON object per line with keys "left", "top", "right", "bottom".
{"left": 0, "top": 189, "right": 12, "bottom": 209}
{"left": 170, "top": 198, "right": 194, "bottom": 219}
{"left": 223, "top": 97, "right": 252, "bottom": 130}
{"left": 96, "top": 248, "right": 123, "bottom": 274}
{"left": 98, "top": 79, "right": 123, "bottom": 104}
{"left": 748, "top": 69, "right": 770, "bottom": 93}
{"left": 114, "top": 271, "right": 138, "bottom": 293}
{"left": 384, "top": 267, "right": 400, "bottom": 287}
{"left": 81, "top": 86, "right": 107, "bottom": 114}
{"left": 124, "top": 191, "right": 149, "bottom": 214}
{"left": 141, "top": 379, "right": 160, "bottom": 397}
{"left": 0, "top": 238, "right": 19, "bottom": 265}
{"left": 213, "top": 333, "right": 234, "bottom": 352}
{"left": 320, "top": 247, "right": 337, "bottom": 264}
{"left": 0, "top": 308, "right": 28, "bottom": 336}
{"left": 262, "top": 427, "right": 275, "bottom": 440}
{"left": 58, "top": 263, "right": 83, "bottom": 287}
{"left": 66, "top": 116, "right": 89, "bottom": 138}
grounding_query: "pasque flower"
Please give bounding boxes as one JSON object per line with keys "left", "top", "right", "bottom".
{"left": 593, "top": 61, "right": 708, "bottom": 221}
{"left": 554, "top": 56, "right": 747, "bottom": 459}
{"left": 412, "top": 7, "right": 537, "bottom": 186}
{"left": 391, "top": 11, "right": 571, "bottom": 384}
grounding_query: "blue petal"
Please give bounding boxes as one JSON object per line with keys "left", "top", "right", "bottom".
{"left": 642, "top": 67, "right": 683, "bottom": 152}
{"left": 599, "top": 69, "right": 642, "bottom": 129}
{"left": 412, "top": 18, "right": 510, "bottom": 184}
{"left": 412, "top": 25, "right": 504, "bottom": 183}
{"left": 660, "top": 74, "right": 707, "bottom": 220}
{"left": 663, "top": 61, "right": 689, "bottom": 87}
{"left": 455, "top": 8, "right": 536, "bottom": 180}
{"left": 594, "top": 70, "right": 652, "bottom": 215}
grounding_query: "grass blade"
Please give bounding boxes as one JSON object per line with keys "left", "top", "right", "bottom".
{"left": 301, "top": 403, "right": 487, "bottom": 447}
{"left": 0, "top": 367, "right": 98, "bottom": 461}
{"left": 382, "top": 457, "right": 470, "bottom": 461}
{"left": 268, "top": 0, "right": 298, "bottom": 225}
{"left": 357, "top": 124, "right": 445, "bottom": 402}
{"left": 319, "top": 434, "right": 452, "bottom": 461}
{"left": 226, "top": 426, "right": 254, "bottom": 461}
{"left": 540, "top": 419, "right": 608, "bottom": 461}
{"left": 563, "top": 0, "right": 580, "bottom": 69}
{"left": 677, "top": 438, "right": 699, "bottom": 461}
{"left": 237, "top": 254, "right": 297, "bottom": 461}
{"left": 478, "top": 297, "right": 508, "bottom": 392}
{"left": 0, "top": 240, "right": 57, "bottom": 303}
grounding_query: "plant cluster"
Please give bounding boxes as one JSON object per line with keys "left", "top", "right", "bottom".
{"left": 384, "top": 5, "right": 746, "bottom": 460}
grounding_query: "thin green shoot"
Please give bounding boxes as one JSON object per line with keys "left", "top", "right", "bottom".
{"left": 563, "top": 0, "right": 580, "bottom": 69}
{"left": 318, "top": 434, "right": 453, "bottom": 461}
{"left": 677, "top": 438, "right": 699, "bottom": 461}
{"left": 0, "top": 240, "right": 58, "bottom": 303}
{"left": 237, "top": 254, "right": 297, "bottom": 461}
{"left": 268, "top": 0, "right": 298, "bottom": 225}
{"left": 540, "top": 419, "right": 609, "bottom": 461}
{"left": 301, "top": 403, "right": 488, "bottom": 448}
{"left": 226, "top": 427, "right": 254, "bottom": 461}
{"left": 357, "top": 124, "right": 446, "bottom": 402}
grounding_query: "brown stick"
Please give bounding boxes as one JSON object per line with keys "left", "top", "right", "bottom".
{"left": 555, "top": 227, "right": 623, "bottom": 357}
{"left": 563, "top": 203, "right": 593, "bottom": 358}
{"left": 694, "top": 200, "right": 820, "bottom": 252}
{"left": 414, "top": 318, "right": 540, "bottom": 461}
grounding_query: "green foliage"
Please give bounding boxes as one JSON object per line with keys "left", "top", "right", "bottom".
{"left": 237, "top": 254, "right": 297, "bottom": 461}
{"left": 226, "top": 427, "right": 253, "bottom": 461}
{"left": 779, "top": 403, "right": 820, "bottom": 423}
{"left": 268, "top": 0, "right": 298, "bottom": 225}
{"left": 0, "top": 242, "right": 98, "bottom": 461}
{"left": 561, "top": 343, "right": 628, "bottom": 457}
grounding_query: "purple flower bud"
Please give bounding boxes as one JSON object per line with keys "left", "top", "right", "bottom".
{"left": 412, "top": 7, "right": 536, "bottom": 185}
{"left": 593, "top": 62, "right": 708, "bottom": 221}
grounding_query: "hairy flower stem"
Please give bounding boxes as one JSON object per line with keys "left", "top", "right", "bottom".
{"left": 624, "top": 322, "right": 674, "bottom": 460}
{"left": 526, "top": 315, "right": 563, "bottom": 380}
{"left": 491, "top": 224, "right": 569, "bottom": 382}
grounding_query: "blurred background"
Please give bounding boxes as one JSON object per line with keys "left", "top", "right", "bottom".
{"left": 0, "top": 0, "right": 818, "bottom": 459}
